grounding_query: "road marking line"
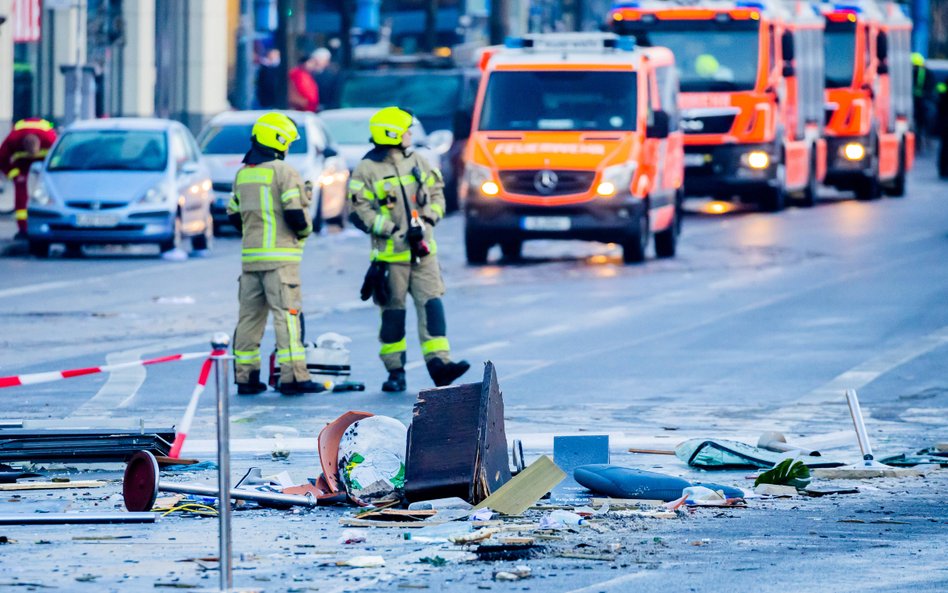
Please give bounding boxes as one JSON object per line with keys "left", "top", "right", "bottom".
{"left": 565, "top": 571, "right": 648, "bottom": 593}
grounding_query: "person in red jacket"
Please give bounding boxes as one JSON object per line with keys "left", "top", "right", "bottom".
{"left": 0, "top": 118, "right": 57, "bottom": 239}
{"left": 288, "top": 54, "right": 319, "bottom": 112}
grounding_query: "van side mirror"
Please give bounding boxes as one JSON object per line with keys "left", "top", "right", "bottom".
{"left": 322, "top": 146, "right": 338, "bottom": 158}
{"left": 647, "top": 111, "right": 670, "bottom": 139}
{"left": 781, "top": 31, "right": 795, "bottom": 63}
{"left": 453, "top": 111, "right": 473, "bottom": 139}
{"left": 876, "top": 32, "right": 888, "bottom": 62}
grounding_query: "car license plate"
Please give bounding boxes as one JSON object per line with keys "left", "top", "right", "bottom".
{"left": 75, "top": 214, "right": 119, "bottom": 227}
{"left": 522, "top": 216, "right": 571, "bottom": 231}
{"left": 684, "top": 153, "right": 709, "bottom": 167}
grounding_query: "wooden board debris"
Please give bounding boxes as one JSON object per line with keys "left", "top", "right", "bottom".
{"left": 812, "top": 467, "right": 927, "bottom": 479}
{"left": 0, "top": 480, "right": 105, "bottom": 491}
{"left": 591, "top": 497, "right": 665, "bottom": 508}
{"left": 473, "top": 455, "right": 566, "bottom": 516}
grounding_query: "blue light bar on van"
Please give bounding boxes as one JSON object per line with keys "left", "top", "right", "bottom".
{"left": 833, "top": 4, "right": 863, "bottom": 12}
{"left": 504, "top": 37, "right": 534, "bottom": 49}
{"left": 736, "top": 1, "right": 765, "bottom": 9}
{"left": 611, "top": 1, "right": 640, "bottom": 8}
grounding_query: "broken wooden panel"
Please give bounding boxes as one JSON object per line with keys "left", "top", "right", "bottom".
{"left": 405, "top": 361, "right": 511, "bottom": 504}
{"left": 473, "top": 455, "right": 566, "bottom": 516}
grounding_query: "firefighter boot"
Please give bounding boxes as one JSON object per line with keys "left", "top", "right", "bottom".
{"left": 237, "top": 370, "right": 268, "bottom": 396}
{"left": 280, "top": 379, "right": 327, "bottom": 396}
{"left": 426, "top": 358, "right": 471, "bottom": 387}
{"left": 381, "top": 369, "right": 407, "bottom": 393}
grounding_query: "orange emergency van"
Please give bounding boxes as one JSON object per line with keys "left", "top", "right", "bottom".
{"left": 820, "top": 1, "right": 914, "bottom": 199}
{"left": 610, "top": 0, "right": 827, "bottom": 210}
{"left": 462, "top": 33, "right": 684, "bottom": 265}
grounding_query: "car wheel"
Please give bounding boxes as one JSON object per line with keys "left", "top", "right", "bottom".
{"left": 500, "top": 239, "right": 522, "bottom": 261}
{"left": 884, "top": 142, "right": 907, "bottom": 198}
{"left": 760, "top": 183, "right": 786, "bottom": 212}
{"left": 159, "top": 213, "right": 183, "bottom": 253}
{"left": 465, "top": 227, "right": 491, "bottom": 265}
{"left": 312, "top": 191, "right": 324, "bottom": 234}
{"left": 28, "top": 240, "right": 50, "bottom": 258}
{"left": 797, "top": 155, "right": 819, "bottom": 208}
{"left": 653, "top": 209, "right": 677, "bottom": 259}
{"left": 622, "top": 213, "right": 649, "bottom": 265}
{"left": 191, "top": 214, "right": 214, "bottom": 252}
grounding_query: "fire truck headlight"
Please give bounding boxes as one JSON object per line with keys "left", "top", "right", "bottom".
{"left": 842, "top": 142, "right": 866, "bottom": 161}
{"left": 480, "top": 181, "right": 500, "bottom": 196}
{"left": 744, "top": 151, "right": 770, "bottom": 170}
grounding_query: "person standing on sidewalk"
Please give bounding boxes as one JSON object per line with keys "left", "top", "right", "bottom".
{"left": 227, "top": 112, "right": 325, "bottom": 396}
{"left": 0, "top": 118, "right": 57, "bottom": 239}
{"left": 348, "top": 106, "right": 470, "bottom": 392}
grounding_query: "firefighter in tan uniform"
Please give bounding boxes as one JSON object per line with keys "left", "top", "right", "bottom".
{"left": 227, "top": 112, "right": 324, "bottom": 396}
{"left": 349, "top": 106, "right": 470, "bottom": 392}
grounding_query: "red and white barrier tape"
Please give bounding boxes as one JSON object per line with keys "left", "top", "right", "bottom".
{"left": 0, "top": 352, "right": 213, "bottom": 389}
{"left": 168, "top": 349, "right": 226, "bottom": 459}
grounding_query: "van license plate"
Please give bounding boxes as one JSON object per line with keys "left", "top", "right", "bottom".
{"left": 522, "top": 216, "right": 571, "bottom": 231}
{"left": 75, "top": 214, "right": 119, "bottom": 227}
{"left": 684, "top": 153, "right": 709, "bottom": 167}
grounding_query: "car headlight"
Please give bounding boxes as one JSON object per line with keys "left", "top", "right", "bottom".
{"left": 741, "top": 150, "right": 770, "bottom": 170}
{"left": 596, "top": 163, "right": 636, "bottom": 197}
{"left": 139, "top": 181, "right": 173, "bottom": 204}
{"left": 841, "top": 142, "right": 866, "bottom": 161}
{"left": 29, "top": 181, "right": 52, "bottom": 206}
{"left": 464, "top": 163, "right": 499, "bottom": 197}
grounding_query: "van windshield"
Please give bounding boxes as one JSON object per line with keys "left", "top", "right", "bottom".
{"left": 478, "top": 71, "right": 638, "bottom": 132}
{"left": 615, "top": 21, "right": 760, "bottom": 92}
{"left": 824, "top": 24, "right": 857, "bottom": 88}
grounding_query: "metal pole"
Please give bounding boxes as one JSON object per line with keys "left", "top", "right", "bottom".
{"left": 845, "top": 389, "right": 874, "bottom": 462}
{"left": 212, "top": 333, "right": 233, "bottom": 592}
{"left": 234, "top": 0, "right": 255, "bottom": 110}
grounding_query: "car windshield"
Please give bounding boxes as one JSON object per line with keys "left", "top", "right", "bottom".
{"left": 47, "top": 130, "right": 168, "bottom": 172}
{"left": 198, "top": 123, "right": 308, "bottom": 155}
{"left": 320, "top": 116, "right": 373, "bottom": 145}
{"left": 340, "top": 73, "right": 461, "bottom": 129}
{"left": 825, "top": 24, "right": 857, "bottom": 88}
{"left": 616, "top": 21, "right": 760, "bottom": 92}
{"left": 478, "top": 71, "right": 637, "bottom": 132}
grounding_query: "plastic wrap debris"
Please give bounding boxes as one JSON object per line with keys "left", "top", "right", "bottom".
{"left": 469, "top": 508, "right": 494, "bottom": 521}
{"left": 337, "top": 529, "right": 367, "bottom": 545}
{"left": 404, "top": 522, "right": 473, "bottom": 543}
{"left": 666, "top": 486, "right": 745, "bottom": 509}
{"left": 538, "top": 510, "right": 585, "bottom": 529}
{"left": 494, "top": 566, "right": 531, "bottom": 581}
{"left": 407, "top": 497, "right": 473, "bottom": 511}
{"left": 339, "top": 415, "right": 408, "bottom": 501}
{"left": 754, "top": 484, "right": 799, "bottom": 497}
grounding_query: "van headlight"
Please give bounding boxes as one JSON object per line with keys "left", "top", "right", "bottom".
{"left": 464, "top": 163, "right": 498, "bottom": 197}
{"left": 596, "top": 163, "right": 636, "bottom": 197}
{"left": 741, "top": 150, "right": 770, "bottom": 170}
{"left": 842, "top": 142, "right": 866, "bottom": 161}
{"left": 139, "top": 181, "right": 172, "bottom": 204}
{"left": 30, "top": 182, "right": 52, "bottom": 206}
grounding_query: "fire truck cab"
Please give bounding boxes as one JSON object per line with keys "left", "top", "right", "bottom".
{"left": 462, "top": 33, "right": 684, "bottom": 264}
{"left": 821, "top": 1, "right": 914, "bottom": 199}
{"left": 610, "top": 0, "right": 827, "bottom": 211}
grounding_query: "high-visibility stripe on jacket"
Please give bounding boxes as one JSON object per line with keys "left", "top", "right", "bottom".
{"left": 228, "top": 160, "right": 311, "bottom": 271}
{"left": 348, "top": 147, "right": 446, "bottom": 263}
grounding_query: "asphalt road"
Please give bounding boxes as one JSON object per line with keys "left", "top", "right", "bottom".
{"left": 0, "top": 156, "right": 946, "bottom": 592}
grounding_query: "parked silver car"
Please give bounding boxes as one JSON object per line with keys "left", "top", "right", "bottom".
{"left": 197, "top": 110, "right": 349, "bottom": 235}
{"left": 317, "top": 107, "right": 453, "bottom": 173}
{"left": 26, "top": 118, "right": 214, "bottom": 258}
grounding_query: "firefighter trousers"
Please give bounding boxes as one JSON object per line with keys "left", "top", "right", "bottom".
{"left": 233, "top": 266, "right": 310, "bottom": 384}
{"left": 378, "top": 256, "right": 450, "bottom": 371}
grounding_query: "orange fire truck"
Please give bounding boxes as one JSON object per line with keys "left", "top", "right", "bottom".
{"left": 610, "top": 0, "right": 827, "bottom": 210}
{"left": 820, "top": 1, "right": 914, "bottom": 199}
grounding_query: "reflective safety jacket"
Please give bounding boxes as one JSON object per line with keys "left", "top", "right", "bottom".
{"left": 228, "top": 159, "right": 312, "bottom": 271}
{"left": 348, "top": 146, "right": 446, "bottom": 263}
{"left": 0, "top": 118, "right": 57, "bottom": 180}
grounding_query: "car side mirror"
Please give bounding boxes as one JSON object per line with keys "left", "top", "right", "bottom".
{"left": 426, "top": 129, "right": 454, "bottom": 156}
{"left": 29, "top": 160, "right": 45, "bottom": 174}
{"left": 876, "top": 32, "right": 888, "bottom": 62}
{"left": 322, "top": 146, "right": 338, "bottom": 158}
{"left": 782, "top": 64, "right": 795, "bottom": 77}
{"left": 647, "top": 111, "right": 670, "bottom": 139}
{"left": 179, "top": 161, "right": 199, "bottom": 175}
{"left": 781, "top": 31, "right": 795, "bottom": 62}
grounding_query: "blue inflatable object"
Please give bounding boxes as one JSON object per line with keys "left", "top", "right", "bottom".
{"left": 573, "top": 464, "right": 744, "bottom": 502}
